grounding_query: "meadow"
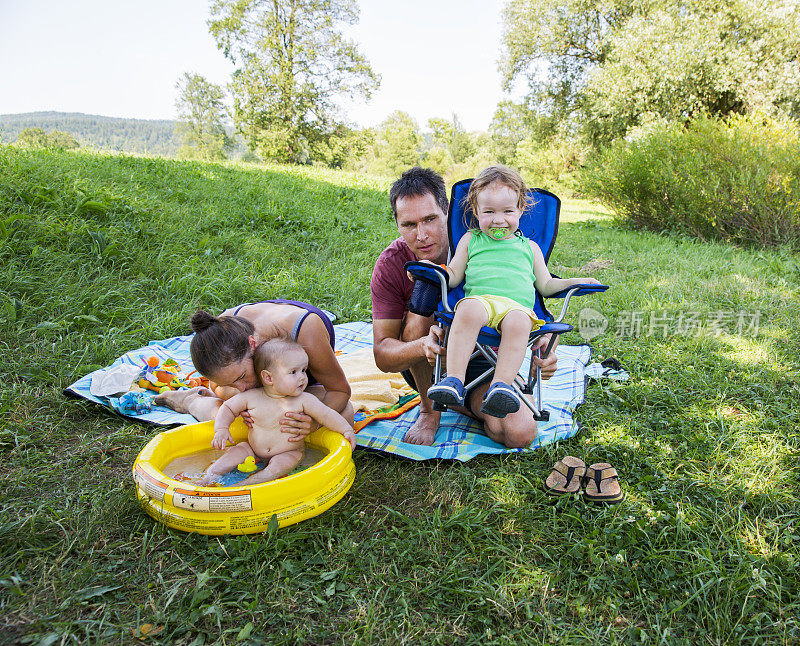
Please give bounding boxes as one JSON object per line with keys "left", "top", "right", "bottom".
{"left": 1, "top": 147, "right": 798, "bottom": 644}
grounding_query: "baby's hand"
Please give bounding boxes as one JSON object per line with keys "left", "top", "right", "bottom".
{"left": 211, "top": 428, "right": 233, "bottom": 450}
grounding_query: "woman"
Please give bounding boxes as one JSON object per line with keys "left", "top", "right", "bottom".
{"left": 156, "top": 300, "right": 353, "bottom": 439}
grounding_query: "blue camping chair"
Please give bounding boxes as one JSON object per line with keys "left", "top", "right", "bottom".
{"left": 405, "top": 178, "right": 608, "bottom": 421}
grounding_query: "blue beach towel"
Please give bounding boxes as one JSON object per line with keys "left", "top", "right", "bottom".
{"left": 66, "top": 321, "right": 610, "bottom": 461}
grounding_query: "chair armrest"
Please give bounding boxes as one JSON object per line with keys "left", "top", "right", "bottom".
{"left": 546, "top": 284, "right": 609, "bottom": 323}
{"left": 405, "top": 260, "right": 449, "bottom": 284}
{"left": 548, "top": 284, "right": 609, "bottom": 299}
{"left": 404, "top": 261, "right": 451, "bottom": 316}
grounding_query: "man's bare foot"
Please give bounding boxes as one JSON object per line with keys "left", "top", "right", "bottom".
{"left": 403, "top": 410, "right": 440, "bottom": 445}
{"left": 154, "top": 386, "right": 216, "bottom": 413}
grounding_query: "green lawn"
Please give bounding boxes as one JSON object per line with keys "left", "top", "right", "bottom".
{"left": 1, "top": 147, "right": 798, "bottom": 644}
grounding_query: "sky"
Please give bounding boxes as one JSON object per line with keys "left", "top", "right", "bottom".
{"left": 0, "top": 0, "right": 519, "bottom": 133}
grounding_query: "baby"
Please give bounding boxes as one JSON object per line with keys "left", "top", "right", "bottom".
{"left": 200, "top": 336, "right": 356, "bottom": 486}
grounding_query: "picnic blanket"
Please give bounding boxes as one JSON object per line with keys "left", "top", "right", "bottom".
{"left": 66, "top": 321, "right": 622, "bottom": 461}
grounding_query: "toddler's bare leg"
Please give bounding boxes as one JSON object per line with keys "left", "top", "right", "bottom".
{"left": 493, "top": 311, "right": 533, "bottom": 384}
{"left": 200, "top": 442, "right": 256, "bottom": 485}
{"left": 242, "top": 449, "right": 304, "bottom": 485}
{"left": 446, "top": 300, "right": 488, "bottom": 380}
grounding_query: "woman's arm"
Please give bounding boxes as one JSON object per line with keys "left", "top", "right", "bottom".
{"left": 296, "top": 313, "right": 351, "bottom": 415}
{"left": 301, "top": 394, "right": 356, "bottom": 450}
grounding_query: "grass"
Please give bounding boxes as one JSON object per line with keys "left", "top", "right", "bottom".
{"left": 1, "top": 146, "right": 799, "bottom": 644}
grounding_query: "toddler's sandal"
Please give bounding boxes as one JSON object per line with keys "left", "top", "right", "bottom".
{"left": 583, "top": 463, "right": 626, "bottom": 504}
{"left": 428, "top": 376, "right": 466, "bottom": 407}
{"left": 479, "top": 381, "right": 520, "bottom": 418}
{"left": 544, "top": 456, "right": 586, "bottom": 497}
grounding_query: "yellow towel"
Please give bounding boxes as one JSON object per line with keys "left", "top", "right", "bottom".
{"left": 338, "top": 348, "right": 415, "bottom": 413}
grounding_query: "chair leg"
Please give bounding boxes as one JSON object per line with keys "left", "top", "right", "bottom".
{"left": 431, "top": 326, "right": 447, "bottom": 411}
{"left": 433, "top": 323, "right": 558, "bottom": 422}
{"left": 474, "top": 344, "right": 550, "bottom": 421}
{"left": 511, "top": 378, "right": 550, "bottom": 421}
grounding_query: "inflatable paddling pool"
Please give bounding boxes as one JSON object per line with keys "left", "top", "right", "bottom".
{"left": 132, "top": 419, "right": 355, "bottom": 535}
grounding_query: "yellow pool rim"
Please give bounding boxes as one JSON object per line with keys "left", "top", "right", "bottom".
{"left": 132, "top": 419, "right": 355, "bottom": 535}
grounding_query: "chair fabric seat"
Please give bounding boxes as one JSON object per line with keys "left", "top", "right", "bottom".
{"left": 435, "top": 311, "right": 572, "bottom": 346}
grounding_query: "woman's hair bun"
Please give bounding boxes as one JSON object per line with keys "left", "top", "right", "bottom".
{"left": 191, "top": 310, "right": 217, "bottom": 333}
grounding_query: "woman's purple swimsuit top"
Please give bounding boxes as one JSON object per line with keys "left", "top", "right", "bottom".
{"left": 231, "top": 299, "right": 335, "bottom": 386}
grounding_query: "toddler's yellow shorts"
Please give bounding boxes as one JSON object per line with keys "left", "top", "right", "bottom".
{"left": 456, "top": 294, "right": 545, "bottom": 331}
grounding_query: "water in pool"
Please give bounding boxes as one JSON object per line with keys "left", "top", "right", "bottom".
{"left": 164, "top": 446, "right": 325, "bottom": 487}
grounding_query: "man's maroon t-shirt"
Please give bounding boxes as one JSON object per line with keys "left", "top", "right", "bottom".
{"left": 370, "top": 238, "right": 417, "bottom": 320}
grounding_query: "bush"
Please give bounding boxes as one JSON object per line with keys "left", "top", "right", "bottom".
{"left": 516, "top": 135, "right": 589, "bottom": 198}
{"left": 581, "top": 114, "right": 800, "bottom": 248}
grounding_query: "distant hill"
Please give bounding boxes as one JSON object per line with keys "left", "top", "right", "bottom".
{"left": 0, "top": 111, "right": 182, "bottom": 156}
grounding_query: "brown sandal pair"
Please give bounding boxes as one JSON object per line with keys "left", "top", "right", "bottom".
{"left": 544, "top": 456, "right": 625, "bottom": 504}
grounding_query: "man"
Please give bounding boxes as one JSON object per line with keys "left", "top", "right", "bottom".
{"left": 370, "top": 167, "right": 558, "bottom": 448}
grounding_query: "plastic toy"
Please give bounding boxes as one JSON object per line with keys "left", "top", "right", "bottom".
{"left": 185, "top": 371, "right": 210, "bottom": 389}
{"left": 138, "top": 356, "right": 194, "bottom": 393}
{"left": 118, "top": 391, "right": 153, "bottom": 415}
{"left": 237, "top": 456, "right": 258, "bottom": 473}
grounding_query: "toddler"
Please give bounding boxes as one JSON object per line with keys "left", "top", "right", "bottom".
{"left": 201, "top": 336, "right": 356, "bottom": 486}
{"left": 426, "top": 165, "right": 601, "bottom": 417}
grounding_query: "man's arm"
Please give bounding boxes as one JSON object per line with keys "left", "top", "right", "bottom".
{"left": 372, "top": 312, "right": 441, "bottom": 372}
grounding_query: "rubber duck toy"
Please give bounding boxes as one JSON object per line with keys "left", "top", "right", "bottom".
{"left": 237, "top": 456, "right": 258, "bottom": 473}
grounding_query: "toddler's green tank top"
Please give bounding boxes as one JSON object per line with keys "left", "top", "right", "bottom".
{"left": 465, "top": 230, "right": 536, "bottom": 309}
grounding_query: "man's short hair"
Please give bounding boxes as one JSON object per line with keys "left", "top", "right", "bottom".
{"left": 389, "top": 167, "right": 448, "bottom": 220}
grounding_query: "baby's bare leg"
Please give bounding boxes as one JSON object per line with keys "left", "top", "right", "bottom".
{"left": 200, "top": 442, "right": 256, "bottom": 485}
{"left": 242, "top": 449, "right": 304, "bottom": 485}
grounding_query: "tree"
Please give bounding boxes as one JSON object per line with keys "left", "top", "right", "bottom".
{"left": 174, "top": 73, "right": 233, "bottom": 161}
{"left": 427, "top": 114, "right": 475, "bottom": 164}
{"left": 501, "top": 0, "right": 630, "bottom": 128}
{"left": 16, "top": 127, "right": 50, "bottom": 147}
{"left": 15, "top": 128, "right": 80, "bottom": 149}
{"left": 501, "top": 0, "right": 800, "bottom": 143}
{"left": 489, "top": 100, "right": 557, "bottom": 164}
{"left": 208, "top": 0, "right": 380, "bottom": 164}
{"left": 372, "top": 111, "right": 421, "bottom": 176}
{"left": 46, "top": 131, "right": 81, "bottom": 149}
{"left": 584, "top": 1, "right": 800, "bottom": 143}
